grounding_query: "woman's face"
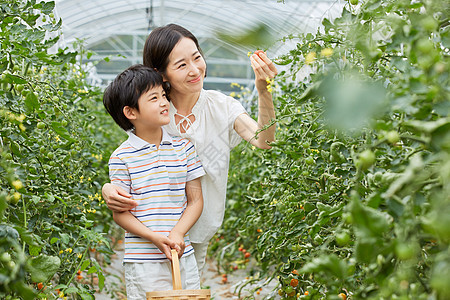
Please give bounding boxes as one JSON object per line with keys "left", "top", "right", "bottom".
{"left": 164, "top": 37, "right": 206, "bottom": 96}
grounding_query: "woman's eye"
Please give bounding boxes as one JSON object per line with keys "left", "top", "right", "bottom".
{"left": 195, "top": 55, "right": 201, "bottom": 60}
{"left": 178, "top": 63, "right": 186, "bottom": 69}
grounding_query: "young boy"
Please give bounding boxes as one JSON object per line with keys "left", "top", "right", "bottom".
{"left": 103, "top": 64, "right": 205, "bottom": 299}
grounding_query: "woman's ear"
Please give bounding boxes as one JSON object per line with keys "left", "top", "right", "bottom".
{"left": 123, "top": 106, "right": 137, "bottom": 120}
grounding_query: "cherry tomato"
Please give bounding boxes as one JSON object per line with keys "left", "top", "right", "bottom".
{"left": 290, "top": 278, "right": 299, "bottom": 287}
{"left": 338, "top": 293, "right": 347, "bottom": 300}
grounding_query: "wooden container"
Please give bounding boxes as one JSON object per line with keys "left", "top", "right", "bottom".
{"left": 147, "top": 249, "right": 211, "bottom": 300}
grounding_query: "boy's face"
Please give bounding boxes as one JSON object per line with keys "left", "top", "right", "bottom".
{"left": 128, "top": 85, "right": 170, "bottom": 129}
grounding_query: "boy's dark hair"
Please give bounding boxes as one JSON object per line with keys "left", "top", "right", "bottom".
{"left": 103, "top": 64, "right": 165, "bottom": 131}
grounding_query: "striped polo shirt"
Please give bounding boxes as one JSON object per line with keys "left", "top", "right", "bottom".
{"left": 108, "top": 127, "right": 205, "bottom": 263}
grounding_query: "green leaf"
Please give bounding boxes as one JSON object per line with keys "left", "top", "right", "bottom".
{"left": 349, "top": 192, "right": 390, "bottom": 237}
{"left": 27, "top": 255, "right": 61, "bottom": 283}
{"left": 97, "top": 270, "right": 105, "bottom": 291}
{"left": 51, "top": 121, "right": 75, "bottom": 142}
{"left": 300, "top": 254, "right": 347, "bottom": 279}
{"left": 0, "top": 191, "right": 7, "bottom": 218}
{"left": 80, "top": 259, "right": 90, "bottom": 271}
{"left": 355, "top": 237, "right": 380, "bottom": 263}
{"left": 24, "top": 91, "right": 40, "bottom": 111}
{"left": 64, "top": 286, "right": 78, "bottom": 294}
{"left": 0, "top": 224, "right": 20, "bottom": 240}
{"left": 15, "top": 226, "right": 40, "bottom": 247}
{"left": 29, "top": 245, "right": 42, "bottom": 256}
{"left": 41, "top": 1, "right": 56, "bottom": 14}
{"left": 7, "top": 74, "right": 27, "bottom": 84}
{"left": 80, "top": 293, "right": 95, "bottom": 300}
{"left": 87, "top": 266, "right": 96, "bottom": 275}
{"left": 60, "top": 233, "right": 70, "bottom": 245}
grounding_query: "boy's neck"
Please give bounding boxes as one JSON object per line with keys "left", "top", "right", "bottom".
{"left": 134, "top": 126, "right": 163, "bottom": 147}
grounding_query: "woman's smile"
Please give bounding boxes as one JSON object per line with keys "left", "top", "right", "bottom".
{"left": 189, "top": 75, "right": 202, "bottom": 83}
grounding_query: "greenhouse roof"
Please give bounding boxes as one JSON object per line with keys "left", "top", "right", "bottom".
{"left": 54, "top": 0, "right": 344, "bottom": 91}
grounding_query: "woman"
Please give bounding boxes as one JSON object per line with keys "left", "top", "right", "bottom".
{"left": 102, "top": 24, "right": 277, "bottom": 274}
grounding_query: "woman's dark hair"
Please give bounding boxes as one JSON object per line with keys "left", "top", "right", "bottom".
{"left": 143, "top": 23, "right": 204, "bottom": 76}
{"left": 103, "top": 64, "right": 165, "bottom": 131}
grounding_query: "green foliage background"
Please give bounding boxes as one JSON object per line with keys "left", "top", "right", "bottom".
{"left": 0, "top": 1, "right": 125, "bottom": 299}
{"left": 212, "top": 0, "right": 449, "bottom": 299}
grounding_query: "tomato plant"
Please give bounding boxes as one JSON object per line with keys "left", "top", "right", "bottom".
{"left": 1, "top": 1, "right": 125, "bottom": 298}
{"left": 211, "top": 0, "right": 449, "bottom": 299}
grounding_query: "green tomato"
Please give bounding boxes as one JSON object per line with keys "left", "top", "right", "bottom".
{"left": 291, "top": 244, "right": 300, "bottom": 251}
{"left": 305, "top": 156, "right": 315, "bottom": 165}
{"left": 47, "top": 152, "right": 54, "bottom": 159}
{"left": 61, "top": 120, "right": 68, "bottom": 127}
{"left": 357, "top": 149, "right": 375, "bottom": 170}
{"left": 386, "top": 131, "right": 400, "bottom": 144}
{"left": 15, "top": 84, "right": 24, "bottom": 92}
{"left": 0, "top": 252, "right": 11, "bottom": 262}
{"left": 350, "top": 0, "right": 358, "bottom": 5}
{"left": 395, "top": 243, "right": 416, "bottom": 260}
{"left": 335, "top": 231, "right": 350, "bottom": 246}
{"left": 314, "top": 235, "right": 323, "bottom": 245}
{"left": 421, "top": 16, "right": 438, "bottom": 31}
{"left": 342, "top": 212, "right": 353, "bottom": 224}
{"left": 434, "top": 62, "right": 446, "bottom": 74}
{"left": 40, "top": 146, "right": 46, "bottom": 154}
{"left": 374, "top": 171, "right": 383, "bottom": 182}
{"left": 284, "top": 285, "right": 294, "bottom": 294}
{"left": 302, "top": 141, "right": 310, "bottom": 149}
{"left": 49, "top": 13, "right": 55, "bottom": 18}
{"left": 36, "top": 122, "right": 45, "bottom": 129}
{"left": 416, "top": 38, "right": 434, "bottom": 54}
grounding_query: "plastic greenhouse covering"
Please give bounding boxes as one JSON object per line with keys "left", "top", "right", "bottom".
{"left": 54, "top": 0, "right": 344, "bottom": 92}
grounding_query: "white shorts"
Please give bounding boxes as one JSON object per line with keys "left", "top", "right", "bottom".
{"left": 124, "top": 254, "right": 200, "bottom": 300}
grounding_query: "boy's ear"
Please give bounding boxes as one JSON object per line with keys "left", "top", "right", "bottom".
{"left": 123, "top": 106, "right": 137, "bottom": 120}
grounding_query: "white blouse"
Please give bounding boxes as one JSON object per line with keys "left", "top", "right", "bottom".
{"left": 163, "top": 89, "right": 247, "bottom": 243}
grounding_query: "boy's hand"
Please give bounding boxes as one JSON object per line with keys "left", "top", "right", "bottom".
{"left": 153, "top": 235, "right": 178, "bottom": 261}
{"left": 168, "top": 230, "right": 185, "bottom": 258}
{"left": 102, "top": 183, "right": 137, "bottom": 212}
